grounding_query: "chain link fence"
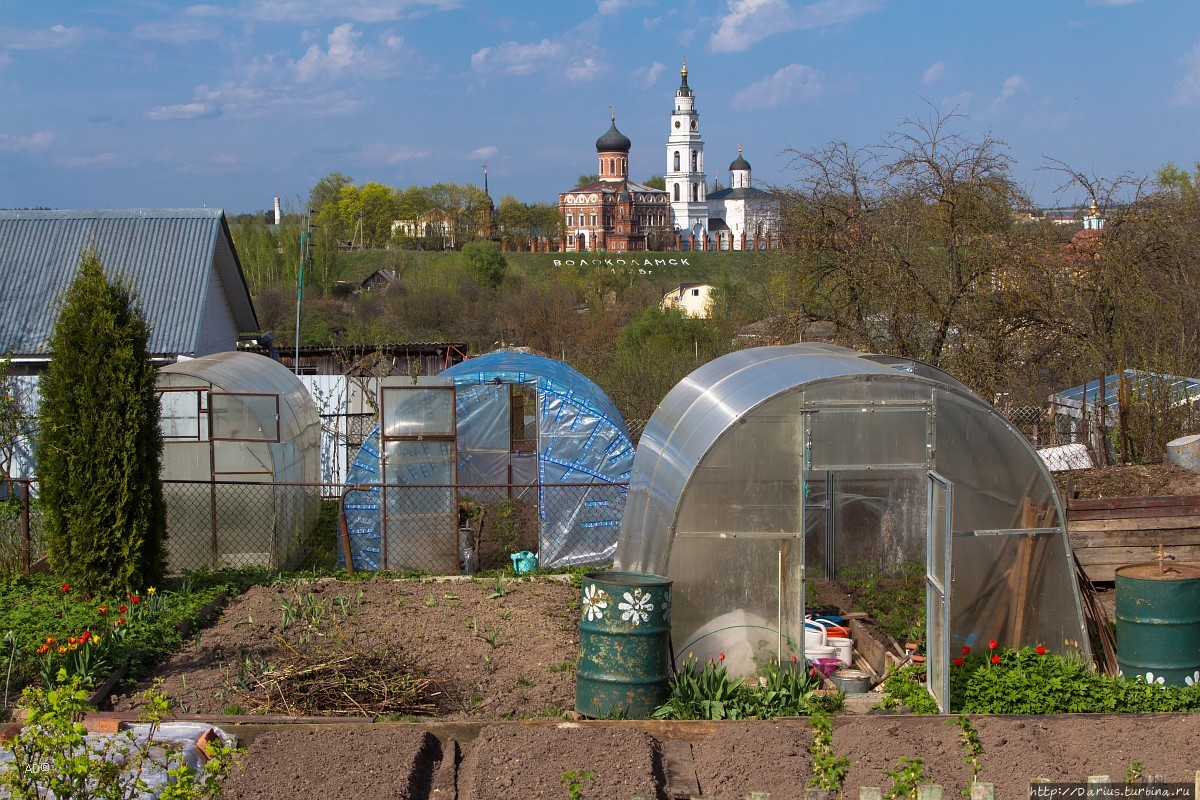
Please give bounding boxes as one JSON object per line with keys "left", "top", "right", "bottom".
{"left": 0, "top": 478, "right": 626, "bottom": 577}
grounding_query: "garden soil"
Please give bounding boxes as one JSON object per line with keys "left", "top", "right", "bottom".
{"left": 113, "top": 465, "right": 1200, "bottom": 797}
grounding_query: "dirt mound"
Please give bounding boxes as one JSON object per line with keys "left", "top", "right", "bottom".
{"left": 1055, "top": 463, "right": 1200, "bottom": 499}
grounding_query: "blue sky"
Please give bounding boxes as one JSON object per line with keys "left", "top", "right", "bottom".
{"left": 1, "top": 0, "right": 1197, "bottom": 213}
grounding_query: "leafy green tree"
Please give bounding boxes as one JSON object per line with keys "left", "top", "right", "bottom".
{"left": 643, "top": 175, "right": 666, "bottom": 190}
{"left": 462, "top": 241, "right": 507, "bottom": 290}
{"left": 576, "top": 174, "right": 600, "bottom": 187}
{"left": 38, "top": 251, "right": 165, "bottom": 595}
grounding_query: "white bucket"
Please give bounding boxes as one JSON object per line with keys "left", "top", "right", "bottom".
{"left": 806, "top": 644, "right": 836, "bottom": 661}
{"left": 826, "top": 636, "right": 854, "bottom": 666}
{"left": 804, "top": 619, "right": 829, "bottom": 649}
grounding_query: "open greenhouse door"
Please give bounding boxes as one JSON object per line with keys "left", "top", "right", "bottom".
{"left": 926, "top": 472, "right": 952, "bottom": 712}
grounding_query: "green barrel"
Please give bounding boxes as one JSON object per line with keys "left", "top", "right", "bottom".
{"left": 575, "top": 571, "right": 672, "bottom": 718}
{"left": 1116, "top": 563, "right": 1200, "bottom": 686}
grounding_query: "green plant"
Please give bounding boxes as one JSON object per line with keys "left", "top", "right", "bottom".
{"left": 1, "top": 671, "right": 231, "bottom": 799}
{"left": 838, "top": 560, "right": 924, "bottom": 644}
{"left": 424, "top": 594, "right": 438, "bottom": 608}
{"left": 1125, "top": 761, "right": 1146, "bottom": 784}
{"left": 488, "top": 574, "right": 508, "bottom": 599}
{"left": 38, "top": 250, "right": 166, "bottom": 596}
{"left": 560, "top": 769, "right": 594, "bottom": 800}
{"left": 883, "top": 757, "right": 926, "bottom": 800}
{"left": 807, "top": 709, "right": 850, "bottom": 796}
{"left": 493, "top": 499, "right": 522, "bottom": 557}
{"left": 652, "top": 656, "right": 832, "bottom": 720}
{"left": 957, "top": 714, "right": 984, "bottom": 792}
{"left": 549, "top": 660, "right": 575, "bottom": 674}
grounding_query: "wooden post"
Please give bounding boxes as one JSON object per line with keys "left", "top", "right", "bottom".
{"left": 917, "top": 785, "right": 942, "bottom": 800}
{"left": 859, "top": 788, "right": 883, "bottom": 800}
{"left": 970, "top": 782, "right": 995, "bottom": 800}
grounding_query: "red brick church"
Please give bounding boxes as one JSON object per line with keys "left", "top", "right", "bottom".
{"left": 558, "top": 113, "right": 671, "bottom": 252}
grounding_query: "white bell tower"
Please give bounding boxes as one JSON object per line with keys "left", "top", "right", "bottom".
{"left": 666, "top": 58, "right": 708, "bottom": 242}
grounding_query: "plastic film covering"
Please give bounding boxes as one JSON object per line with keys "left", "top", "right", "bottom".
{"left": 156, "top": 352, "right": 322, "bottom": 571}
{"left": 614, "top": 343, "right": 1091, "bottom": 681}
{"left": 341, "top": 350, "right": 634, "bottom": 572}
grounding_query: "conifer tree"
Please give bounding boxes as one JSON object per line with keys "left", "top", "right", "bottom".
{"left": 38, "top": 250, "right": 165, "bottom": 594}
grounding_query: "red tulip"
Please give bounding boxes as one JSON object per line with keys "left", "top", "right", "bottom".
{"left": 991, "top": 655, "right": 1001, "bottom": 665}
{"left": 118, "top": 605, "right": 127, "bottom": 613}
{"left": 953, "top": 657, "right": 964, "bottom": 667}
{"left": 1036, "top": 645, "right": 1046, "bottom": 655}
{"left": 961, "top": 646, "right": 970, "bottom": 655}
{"left": 718, "top": 652, "right": 725, "bottom": 661}
{"left": 988, "top": 639, "right": 998, "bottom": 650}
{"left": 61, "top": 584, "right": 70, "bottom": 593}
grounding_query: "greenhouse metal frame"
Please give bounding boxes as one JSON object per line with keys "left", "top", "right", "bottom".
{"left": 615, "top": 343, "right": 1091, "bottom": 711}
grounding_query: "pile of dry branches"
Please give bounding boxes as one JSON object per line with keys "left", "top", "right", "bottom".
{"left": 224, "top": 642, "right": 450, "bottom": 717}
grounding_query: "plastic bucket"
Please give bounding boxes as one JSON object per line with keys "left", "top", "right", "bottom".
{"left": 575, "top": 571, "right": 672, "bottom": 718}
{"left": 510, "top": 550, "right": 538, "bottom": 574}
{"left": 1116, "top": 563, "right": 1200, "bottom": 686}
{"left": 826, "top": 636, "right": 854, "bottom": 666}
{"left": 804, "top": 620, "right": 829, "bottom": 649}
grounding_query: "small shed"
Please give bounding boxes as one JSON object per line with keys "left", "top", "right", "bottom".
{"left": 157, "top": 352, "right": 322, "bottom": 571}
{"left": 341, "top": 350, "right": 634, "bottom": 572}
{"left": 615, "top": 344, "right": 1091, "bottom": 711}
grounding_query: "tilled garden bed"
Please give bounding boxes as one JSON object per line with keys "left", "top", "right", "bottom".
{"left": 213, "top": 714, "right": 1200, "bottom": 800}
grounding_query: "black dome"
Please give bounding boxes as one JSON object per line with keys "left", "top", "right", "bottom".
{"left": 596, "top": 120, "right": 632, "bottom": 153}
{"left": 730, "top": 152, "right": 751, "bottom": 171}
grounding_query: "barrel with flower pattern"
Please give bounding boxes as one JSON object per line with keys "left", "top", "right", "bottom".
{"left": 575, "top": 571, "right": 673, "bottom": 718}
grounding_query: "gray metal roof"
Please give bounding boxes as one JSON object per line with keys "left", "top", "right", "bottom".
{"left": 0, "top": 208, "right": 259, "bottom": 358}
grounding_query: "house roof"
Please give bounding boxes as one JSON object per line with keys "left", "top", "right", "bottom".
{"left": 707, "top": 186, "right": 773, "bottom": 200}
{"left": 0, "top": 208, "right": 258, "bottom": 358}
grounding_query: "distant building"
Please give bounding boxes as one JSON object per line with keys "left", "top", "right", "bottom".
{"left": 558, "top": 113, "right": 672, "bottom": 252}
{"left": 560, "top": 61, "right": 779, "bottom": 252}
{"left": 661, "top": 283, "right": 716, "bottom": 318}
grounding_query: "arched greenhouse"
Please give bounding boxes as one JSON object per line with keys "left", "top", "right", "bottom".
{"left": 157, "top": 352, "right": 322, "bottom": 571}
{"left": 341, "top": 350, "right": 634, "bottom": 573}
{"left": 614, "top": 343, "right": 1091, "bottom": 711}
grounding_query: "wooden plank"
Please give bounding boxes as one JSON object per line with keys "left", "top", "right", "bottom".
{"left": 1071, "top": 544, "right": 1200, "bottom": 564}
{"left": 1069, "top": 495, "right": 1200, "bottom": 512}
{"left": 662, "top": 740, "right": 701, "bottom": 800}
{"left": 1068, "top": 505, "right": 1200, "bottom": 521}
{"left": 1068, "top": 516, "right": 1200, "bottom": 532}
{"left": 1069, "top": 528, "right": 1200, "bottom": 548}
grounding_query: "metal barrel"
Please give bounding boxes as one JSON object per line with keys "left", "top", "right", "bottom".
{"left": 1115, "top": 563, "right": 1200, "bottom": 686}
{"left": 575, "top": 571, "right": 672, "bottom": 718}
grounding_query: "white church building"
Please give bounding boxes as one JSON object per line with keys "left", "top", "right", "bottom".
{"left": 665, "top": 60, "right": 779, "bottom": 251}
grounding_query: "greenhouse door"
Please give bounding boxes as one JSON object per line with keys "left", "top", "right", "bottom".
{"left": 926, "top": 472, "right": 952, "bottom": 712}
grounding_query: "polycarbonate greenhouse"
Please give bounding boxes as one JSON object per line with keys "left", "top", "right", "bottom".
{"left": 341, "top": 350, "right": 634, "bottom": 572}
{"left": 614, "top": 343, "right": 1091, "bottom": 711}
{"left": 157, "top": 352, "right": 322, "bottom": 571}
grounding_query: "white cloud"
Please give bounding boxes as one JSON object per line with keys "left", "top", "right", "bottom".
{"left": 385, "top": 146, "right": 429, "bottom": 164}
{"left": 55, "top": 153, "right": 117, "bottom": 168}
{"left": 711, "top": 0, "right": 881, "bottom": 53}
{"left": 0, "top": 25, "right": 86, "bottom": 50}
{"left": 230, "top": 0, "right": 459, "bottom": 24}
{"left": 922, "top": 61, "right": 945, "bottom": 86}
{"left": 997, "top": 74, "right": 1026, "bottom": 102}
{"left": 470, "top": 146, "right": 498, "bottom": 160}
{"left": 0, "top": 130, "right": 55, "bottom": 152}
{"left": 146, "top": 101, "right": 219, "bottom": 120}
{"left": 565, "top": 57, "right": 605, "bottom": 82}
{"left": 471, "top": 38, "right": 563, "bottom": 77}
{"left": 632, "top": 61, "right": 665, "bottom": 89}
{"left": 597, "top": 0, "right": 644, "bottom": 14}
{"left": 131, "top": 20, "right": 223, "bottom": 43}
{"left": 290, "top": 23, "right": 405, "bottom": 82}
{"left": 732, "top": 63, "right": 823, "bottom": 110}
{"left": 1175, "top": 41, "right": 1200, "bottom": 105}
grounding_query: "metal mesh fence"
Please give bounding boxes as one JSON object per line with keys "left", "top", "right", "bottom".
{"left": 343, "top": 482, "right": 627, "bottom": 573}
{"left": 1, "top": 478, "right": 625, "bottom": 577}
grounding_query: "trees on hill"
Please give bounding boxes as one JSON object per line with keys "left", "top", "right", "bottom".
{"left": 38, "top": 251, "right": 165, "bottom": 595}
